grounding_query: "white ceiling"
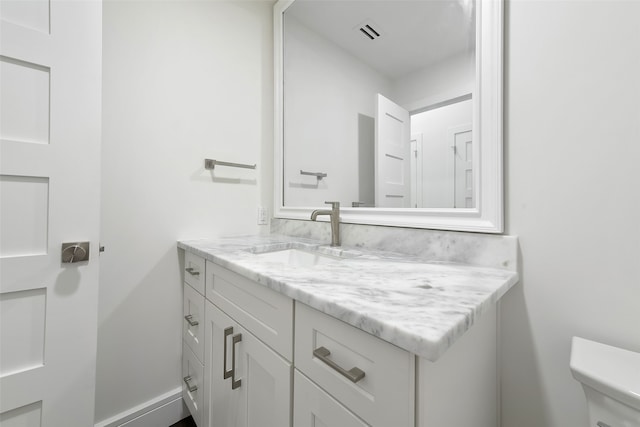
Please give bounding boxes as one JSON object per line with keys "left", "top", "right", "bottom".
{"left": 286, "top": 0, "right": 475, "bottom": 79}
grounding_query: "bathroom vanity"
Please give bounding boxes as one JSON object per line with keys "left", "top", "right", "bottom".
{"left": 179, "top": 232, "right": 518, "bottom": 427}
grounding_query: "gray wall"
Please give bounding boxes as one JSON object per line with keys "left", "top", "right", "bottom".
{"left": 97, "top": 1, "right": 273, "bottom": 423}
{"left": 502, "top": 1, "right": 640, "bottom": 426}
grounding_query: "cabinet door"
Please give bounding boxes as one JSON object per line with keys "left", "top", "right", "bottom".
{"left": 294, "top": 370, "right": 368, "bottom": 427}
{"left": 204, "top": 300, "right": 291, "bottom": 427}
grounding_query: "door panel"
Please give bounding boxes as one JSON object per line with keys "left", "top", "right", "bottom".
{"left": 0, "top": 401, "right": 43, "bottom": 427}
{"left": 0, "top": 0, "right": 49, "bottom": 34}
{"left": 0, "top": 288, "right": 46, "bottom": 376}
{"left": 0, "top": 175, "right": 49, "bottom": 257}
{"left": 0, "top": 1, "right": 102, "bottom": 425}
{"left": 0, "top": 56, "right": 50, "bottom": 144}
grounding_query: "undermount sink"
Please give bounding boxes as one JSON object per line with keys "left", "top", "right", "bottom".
{"left": 247, "top": 242, "right": 362, "bottom": 267}
{"left": 254, "top": 248, "right": 342, "bottom": 267}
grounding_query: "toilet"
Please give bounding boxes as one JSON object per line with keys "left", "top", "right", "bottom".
{"left": 570, "top": 336, "right": 640, "bottom": 427}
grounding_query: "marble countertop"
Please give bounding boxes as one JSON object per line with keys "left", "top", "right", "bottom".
{"left": 178, "top": 234, "right": 519, "bottom": 361}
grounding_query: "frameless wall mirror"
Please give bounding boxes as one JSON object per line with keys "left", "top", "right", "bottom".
{"left": 274, "top": 0, "right": 503, "bottom": 232}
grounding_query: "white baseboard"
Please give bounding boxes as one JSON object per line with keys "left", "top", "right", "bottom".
{"left": 95, "top": 387, "right": 188, "bottom": 427}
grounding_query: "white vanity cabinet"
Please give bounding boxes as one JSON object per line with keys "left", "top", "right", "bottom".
{"left": 181, "top": 249, "right": 500, "bottom": 427}
{"left": 202, "top": 261, "right": 294, "bottom": 427}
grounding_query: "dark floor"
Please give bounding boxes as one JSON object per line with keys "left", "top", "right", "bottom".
{"left": 169, "top": 416, "right": 196, "bottom": 427}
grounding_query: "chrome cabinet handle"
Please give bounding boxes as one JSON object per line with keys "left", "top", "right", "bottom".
{"left": 185, "top": 267, "right": 200, "bottom": 276}
{"left": 596, "top": 422, "right": 611, "bottom": 427}
{"left": 231, "top": 333, "right": 242, "bottom": 390}
{"left": 313, "top": 346, "right": 365, "bottom": 383}
{"left": 183, "top": 376, "right": 197, "bottom": 393}
{"left": 184, "top": 314, "right": 199, "bottom": 326}
{"left": 223, "top": 327, "right": 234, "bottom": 380}
{"left": 222, "top": 327, "right": 243, "bottom": 390}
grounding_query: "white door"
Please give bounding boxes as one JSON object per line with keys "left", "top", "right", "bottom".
{"left": 375, "top": 94, "right": 410, "bottom": 208}
{"left": 0, "top": 1, "right": 102, "bottom": 426}
{"left": 204, "top": 301, "right": 291, "bottom": 427}
{"left": 451, "top": 125, "right": 473, "bottom": 208}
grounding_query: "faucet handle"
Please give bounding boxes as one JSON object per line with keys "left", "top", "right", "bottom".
{"left": 324, "top": 201, "right": 340, "bottom": 210}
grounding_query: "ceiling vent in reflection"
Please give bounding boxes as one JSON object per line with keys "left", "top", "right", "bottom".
{"left": 356, "top": 20, "right": 383, "bottom": 41}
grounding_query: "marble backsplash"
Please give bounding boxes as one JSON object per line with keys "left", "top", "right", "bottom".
{"left": 270, "top": 218, "right": 518, "bottom": 272}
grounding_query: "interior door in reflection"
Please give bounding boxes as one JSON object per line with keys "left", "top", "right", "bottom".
{"left": 375, "top": 94, "right": 411, "bottom": 208}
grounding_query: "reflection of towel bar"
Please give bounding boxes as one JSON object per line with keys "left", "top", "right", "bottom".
{"left": 205, "top": 159, "right": 256, "bottom": 170}
{"left": 385, "top": 153, "right": 403, "bottom": 160}
{"left": 300, "top": 170, "right": 327, "bottom": 179}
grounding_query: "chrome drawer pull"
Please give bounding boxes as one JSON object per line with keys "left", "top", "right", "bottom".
{"left": 185, "top": 267, "right": 200, "bottom": 276}
{"left": 183, "top": 376, "right": 197, "bottom": 392}
{"left": 184, "top": 314, "right": 199, "bottom": 326}
{"left": 313, "top": 346, "right": 365, "bottom": 383}
{"left": 231, "top": 333, "right": 242, "bottom": 390}
{"left": 597, "top": 422, "right": 611, "bottom": 427}
{"left": 223, "top": 327, "right": 234, "bottom": 380}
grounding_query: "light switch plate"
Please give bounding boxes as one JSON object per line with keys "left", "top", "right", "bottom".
{"left": 257, "top": 206, "right": 268, "bottom": 225}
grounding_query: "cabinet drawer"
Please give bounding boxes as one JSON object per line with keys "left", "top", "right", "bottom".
{"left": 182, "top": 342, "right": 204, "bottom": 427}
{"left": 295, "top": 303, "right": 415, "bottom": 427}
{"left": 205, "top": 261, "right": 293, "bottom": 359}
{"left": 184, "top": 252, "right": 205, "bottom": 295}
{"left": 183, "top": 283, "right": 205, "bottom": 363}
{"left": 294, "top": 370, "right": 367, "bottom": 427}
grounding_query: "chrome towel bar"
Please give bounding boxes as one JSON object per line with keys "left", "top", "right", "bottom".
{"left": 205, "top": 159, "right": 256, "bottom": 170}
{"left": 300, "top": 169, "right": 327, "bottom": 179}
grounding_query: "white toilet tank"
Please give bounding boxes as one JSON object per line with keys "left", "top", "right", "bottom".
{"left": 570, "top": 336, "right": 640, "bottom": 427}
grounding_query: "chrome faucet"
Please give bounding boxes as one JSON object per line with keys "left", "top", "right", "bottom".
{"left": 311, "top": 201, "right": 341, "bottom": 247}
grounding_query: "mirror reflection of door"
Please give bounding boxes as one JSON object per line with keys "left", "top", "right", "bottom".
{"left": 375, "top": 94, "right": 411, "bottom": 208}
{"left": 452, "top": 124, "right": 473, "bottom": 208}
{"left": 410, "top": 97, "right": 473, "bottom": 208}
